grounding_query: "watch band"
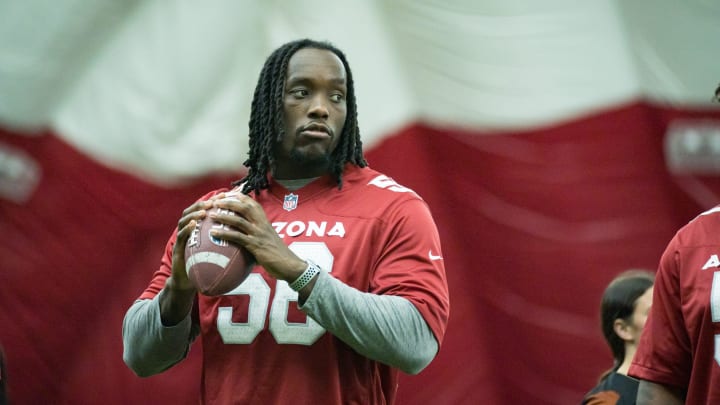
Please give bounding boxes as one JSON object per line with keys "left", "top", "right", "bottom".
{"left": 289, "top": 260, "right": 321, "bottom": 291}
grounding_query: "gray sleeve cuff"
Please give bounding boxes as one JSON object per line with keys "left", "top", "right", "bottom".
{"left": 121, "top": 290, "right": 196, "bottom": 377}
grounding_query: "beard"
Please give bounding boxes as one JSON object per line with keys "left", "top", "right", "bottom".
{"left": 289, "top": 148, "right": 332, "bottom": 170}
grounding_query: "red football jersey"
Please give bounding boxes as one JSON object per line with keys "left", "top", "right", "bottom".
{"left": 629, "top": 206, "right": 720, "bottom": 403}
{"left": 139, "top": 165, "right": 450, "bottom": 404}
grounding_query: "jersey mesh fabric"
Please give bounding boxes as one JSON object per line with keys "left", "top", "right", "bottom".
{"left": 628, "top": 206, "right": 720, "bottom": 404}
{"left": 139, "top": 165, "right": 449, "bottom": 405}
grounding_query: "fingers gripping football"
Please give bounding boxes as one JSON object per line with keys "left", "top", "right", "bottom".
{"left": 170, "top": 198, "right": 215, "bottom": 291}
{"left": 210, "top": 194, "right": 306, "bottom": 282}
{"left": 180, "top": 193, "right": 258, "bottom": 296}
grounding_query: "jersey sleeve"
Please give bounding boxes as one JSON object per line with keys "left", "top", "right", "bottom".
{"left": 138, "top": 228, "right": 176, "bottom": 300}
{"left": 370, "top": 198, "right": 450, "bottom": 346}
{"left": 628, "top": 235, "right": 692, "bottom": 387}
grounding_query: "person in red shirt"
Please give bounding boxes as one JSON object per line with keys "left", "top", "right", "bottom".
{"left": 122, "top": 38, "right": 450, "bottom": 405}
{"left": 629, "top": 207, "right": 720, "bottom": 404}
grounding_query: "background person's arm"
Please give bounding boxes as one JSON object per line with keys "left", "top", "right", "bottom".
{"left": 636, "top": 380, "right": 685, "bottom": 405}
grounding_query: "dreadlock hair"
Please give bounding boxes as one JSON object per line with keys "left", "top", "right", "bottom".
{"left": 597, "top": 269, "right": 654, "bottom": 382}
{"left": 233, "top": 39, "right": 367, "bottom": 195}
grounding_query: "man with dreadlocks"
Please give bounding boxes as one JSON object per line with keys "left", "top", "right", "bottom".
{"left": 122, "top": 39, "right": 450, "bottom": 405}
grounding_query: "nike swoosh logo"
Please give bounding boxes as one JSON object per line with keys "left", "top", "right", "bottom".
{"left": 429, "top": 250, "right": 443, "bottom": 261}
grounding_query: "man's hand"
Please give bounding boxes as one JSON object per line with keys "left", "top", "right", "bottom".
{"left": 160, "top": 194, "right": 223, "bottom": 326}
{"left": 210, "top": 194, "right": 307, "bottom": 283}
{"left": 167, "top": 197, "right": 221, "bottom": 291}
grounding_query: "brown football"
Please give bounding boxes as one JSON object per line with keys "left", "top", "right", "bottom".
{"left": 184, "top": 204, "right": 255, "bottom": 296}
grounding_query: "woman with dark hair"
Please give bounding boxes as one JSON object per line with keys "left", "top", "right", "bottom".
{"left": 582, "top": 270, "right": 655, "bottom": 405}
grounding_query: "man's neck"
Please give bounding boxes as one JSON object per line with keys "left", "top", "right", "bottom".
{"left": 275, "top": 177, "right": 319, "bottom": 191}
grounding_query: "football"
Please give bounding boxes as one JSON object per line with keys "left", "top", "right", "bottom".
{"left": 184, "top": 203, "right": 255, "bottom": 296}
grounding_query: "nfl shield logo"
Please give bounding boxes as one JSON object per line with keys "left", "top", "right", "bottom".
{"left": 283, "top": 193, "right": 299, "bottom": 211}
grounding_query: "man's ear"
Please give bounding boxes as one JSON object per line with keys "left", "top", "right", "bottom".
{"left": 613, "top": 318, "right": 633, "bottom": 342}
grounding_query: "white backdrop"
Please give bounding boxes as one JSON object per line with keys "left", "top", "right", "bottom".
{"left": 3, "top": 1, "right": 715, "bottom": 181}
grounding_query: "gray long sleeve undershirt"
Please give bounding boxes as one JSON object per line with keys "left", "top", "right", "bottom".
{"left": 122, "top": 271, "right": 438, "bottom": 377}
{"left": 299, "top": 271, "right": 438, "bottom": 374}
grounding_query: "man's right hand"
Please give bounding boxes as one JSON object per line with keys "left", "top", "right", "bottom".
{"left": 160, "top": 195, "right": 224, "bottom": 326}
{"left": 168, "top": 197, "right": 221, "bottom": 290}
